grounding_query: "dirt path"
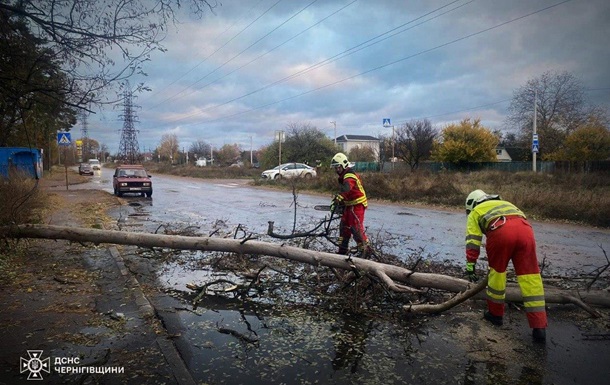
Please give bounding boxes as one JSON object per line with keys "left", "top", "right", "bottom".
{"left": 1, "top": 174, "right": 609, "bottom": 384}
{"left": 0, "top": 184, "right": 192, "bottom": 384}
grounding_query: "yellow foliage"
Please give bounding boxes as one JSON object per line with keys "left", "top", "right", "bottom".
{"left": 431, "top": 118, "right": 498, "bottom": 163}
{"left": 559, "top": 122, "right": 610, "bottom": 161}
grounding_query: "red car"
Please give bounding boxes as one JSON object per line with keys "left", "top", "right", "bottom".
{"left": 112, "top": 165, "right": 152, "bottom": 197}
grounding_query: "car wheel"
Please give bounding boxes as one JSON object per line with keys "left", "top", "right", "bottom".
{"left": 274, "top": 174, "right": 280, "bottom": 180}
{"left": 304, "top": 173, "right": 312, "bottom": 178}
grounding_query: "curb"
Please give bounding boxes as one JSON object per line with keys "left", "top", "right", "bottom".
{"left": 107, "top": 246, "right": 196, "bottom": 385}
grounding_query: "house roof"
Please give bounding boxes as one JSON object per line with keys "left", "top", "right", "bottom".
{"left": 335, "top": 134, "right": 379, "bottom": 142}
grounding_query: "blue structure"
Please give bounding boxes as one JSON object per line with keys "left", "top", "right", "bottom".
{"left": 0, "top": 147, "right": 43, "bottom": 179}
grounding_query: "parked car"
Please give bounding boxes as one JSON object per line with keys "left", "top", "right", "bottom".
{"left": 78, "top": 163, "right": 94, "bottom": 176}
{"left": 88, "top": 159, "right": 101, "bottom": 170}
{"left": 112, "top": 164, "right": 152, "bottom": 197}
{"left": 261, "top": 162, "right": 317, "bottom": 180}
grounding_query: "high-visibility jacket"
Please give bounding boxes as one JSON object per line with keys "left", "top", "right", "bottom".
{"left": 465, "top": 199, "right": 526, "bottom": 263}
{"left": 334, "top": 168, "right": 367, "bottom": 207}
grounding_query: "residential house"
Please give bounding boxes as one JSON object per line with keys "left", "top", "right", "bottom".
{"left": 335, "top": 135, "right": 380, "bottom": 161}
{"left": 495, "top": 147, "right": 512, "bottom": 162}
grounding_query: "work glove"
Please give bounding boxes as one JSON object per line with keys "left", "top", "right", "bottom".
{"left": 465, "top": 262, "right": 479, "bottom": 282}
{"left": 330, "top": 195, "right": 341, "bottom": 214}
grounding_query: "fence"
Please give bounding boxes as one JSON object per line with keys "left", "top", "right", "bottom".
{"left": 378, "top": 160, "right": 609, "bottom": 174}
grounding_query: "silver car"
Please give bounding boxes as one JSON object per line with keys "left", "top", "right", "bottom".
{"left": 261, "top": 162, "right": 317, "bottom": 179}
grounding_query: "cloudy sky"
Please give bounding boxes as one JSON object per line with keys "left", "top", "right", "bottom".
{"left": 84, "top": 0, "right": 610, "bottom": 155}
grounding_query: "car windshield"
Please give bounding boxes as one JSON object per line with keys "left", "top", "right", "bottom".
{"left": 120, "top": 169, "right": 148, "bottom": 177}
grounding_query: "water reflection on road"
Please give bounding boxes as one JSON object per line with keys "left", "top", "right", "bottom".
{"left": 75, "top": 168, "right": 610, "bottom": 385}
{"left": 80, "top": 168, "right": 610, "bottom": 275}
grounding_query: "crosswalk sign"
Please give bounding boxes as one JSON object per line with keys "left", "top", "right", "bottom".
{"left": 532, "top": 144, "right": 539, "bottom": 153}
{"left": 383, "top": 118, "right": 391, "bottom": 127}
{"left": 57, "top": 132, "right": 71, "bottom": 146}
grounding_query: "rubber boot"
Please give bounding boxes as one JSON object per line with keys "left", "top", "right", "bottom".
{"left": 483, "top": 311, "right": 503, "bottom": 326}
{"left": 532, "top": 328, "right": 546, "bottom": 343}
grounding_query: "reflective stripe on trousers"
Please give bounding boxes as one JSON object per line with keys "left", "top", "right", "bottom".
{"left": 485, "top": 216, "right": 547, "bottom": 329}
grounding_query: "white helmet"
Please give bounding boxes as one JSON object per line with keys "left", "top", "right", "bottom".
{"left": 330, "top": 152, "right": 349, "bottom": 168}
{"left": 465, "top": 189, "right": 499, "bottom": 213}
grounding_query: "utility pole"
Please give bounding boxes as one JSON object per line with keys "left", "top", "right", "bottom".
{"left": 392, "top": 125, "right": 395, "bottom": 171}
{"left": 533, "top": 90, "right": 538, "bottom": 172}
{"left": 330, "top": 121, "right": 337, "bottom": 145}
{"left": 250, "top": 136, "right": 253, "bottom": 166}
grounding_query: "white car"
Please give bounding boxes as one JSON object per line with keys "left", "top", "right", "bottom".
{"left": 88, "top": 159, "right": 101, "bottom": 170}
{"left": 261, "top": 162, "right": 317, "bottom": 180}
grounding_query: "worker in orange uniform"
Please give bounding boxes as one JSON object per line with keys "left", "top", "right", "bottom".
{"left": 329, "top": 153, "right": 370, "bottom": 258}
{"left": 464, "top": 189, "right": 547, "bottom": 342}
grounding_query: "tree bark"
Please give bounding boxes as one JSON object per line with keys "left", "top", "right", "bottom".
{"left": 2, "top": 224, "right": 609, "bottom": 308}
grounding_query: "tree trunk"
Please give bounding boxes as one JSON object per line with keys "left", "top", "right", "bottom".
{"left": 2, "top": 224, "right": 609, "bottom": 309}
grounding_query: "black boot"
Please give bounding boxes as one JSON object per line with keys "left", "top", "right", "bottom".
{"left": 483, "top": 311, "right": 503, "bottom": 326}
{"left": 532, "top": 328, "right": 546, "bottom": 343}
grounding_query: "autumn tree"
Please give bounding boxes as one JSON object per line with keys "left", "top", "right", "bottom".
{"left": 80, "top": 138, "right": 100, "bottom": 161}
{"left": 431, "top": 118, "right": 498, "bottom": 164}
{"left": 0, "top": 0, "right": 217, "bottom": 110}
{"left": 189, "top": 140, "right": 212, "bottom": 160}
{"left": 157, "top": 134, "right": 179, "bottom": 163}
{"left": 1, "top": 0, "right": 216, "bottom": 160}
{"left": 0, "top": 10, "right": 76, "bottom": 148}
{"left": 551, "top": 119, "right": 610, "bottom": 161}
{"left": 506, "top": 71, "right": 597, "bottom": 159}
{"left": 259, "top": 123, "right": 336, "bottom": 169}
{"left": 348, "top": 146, "right": 376, "bottom": 162}
{"left": 215, "top": 144, "right": 241, "bottom": 166}
{"left": 395, "top": 119, "right": 437, "bottom": 171}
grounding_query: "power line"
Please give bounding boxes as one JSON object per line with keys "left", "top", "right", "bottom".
{"left": 155, "top": 0, "right": 573, "bottom": 128}
{"left": 164, "top": 0, "right": 320, "bottom": 105}
{"left": 141, "top": 0, "right": 267, "bottom": 103}
{"left": 152, "top": 0, "right": 474, "bottom": 125}
{"left": 147, "top": 0, "right": 285, "bottom": 110}
{"left": 173, "top": 0, "right": 358, "bottom": 100}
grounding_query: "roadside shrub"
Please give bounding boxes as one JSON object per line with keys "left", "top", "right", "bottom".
{"left": 0, "top": 173, "right": 48, "bottom": 226}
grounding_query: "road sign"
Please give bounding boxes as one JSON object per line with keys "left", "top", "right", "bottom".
{"left": 57, "top": 132, "right": 71, "bottom": 146}
{"left": 383, "top": 118, "right": 391, "bottom": 127}
{"left": 532, "top": 144, "right": 539, "bottom": 153}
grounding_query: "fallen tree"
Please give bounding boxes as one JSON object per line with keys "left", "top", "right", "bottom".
{"left": 1, "top": 224, "right": 608, "bottom": 312}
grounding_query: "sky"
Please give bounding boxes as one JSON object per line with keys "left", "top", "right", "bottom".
{"left": 82, "top": 0, "right": 610, "bottom": 156}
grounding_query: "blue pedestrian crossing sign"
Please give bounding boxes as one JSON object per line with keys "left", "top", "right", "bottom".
{"left": 57, "top": 132, "right": 72, "bottom": 146}
{"left": 532, "top": 144, "right": 539, "bottom": 153}
{"left": 383, "top": 118, "right": 391, "bottom": 127}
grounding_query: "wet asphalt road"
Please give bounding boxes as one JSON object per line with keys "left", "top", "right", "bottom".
{"left": 69, "top": 167, "right": 610, "bottom": 385}
{"left": 77, "top": 167, "right": 610, "bottom": 276}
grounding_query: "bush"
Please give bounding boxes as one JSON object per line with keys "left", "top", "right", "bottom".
{"left": 0, "top": 173, "right": 48, "bottom": 226}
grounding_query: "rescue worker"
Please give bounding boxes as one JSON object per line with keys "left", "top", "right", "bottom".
{"left": 329, "top": 153, "right": 370, "bottom": 258}
{"left": 464, "top": 189, "right": 547, "bottom": 342}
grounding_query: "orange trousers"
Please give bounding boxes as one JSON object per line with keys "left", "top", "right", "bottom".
{"left": 485, "top": 216, "right": 547, "bottom": 329}
{"left": 338, "top": 205, "right": 368, "bottom": 255}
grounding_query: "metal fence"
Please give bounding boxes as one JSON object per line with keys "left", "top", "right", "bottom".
{"left": 378, "top": 160, "right": 609, "bottom": 174}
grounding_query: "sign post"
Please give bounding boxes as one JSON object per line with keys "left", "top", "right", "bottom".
{"left": 383, "top": 119, "right": 394, "bottom": 170}
{"left": 57, "top": 132, "right": 72, "bottom": 190}
{"left": 532, "top": 91, "right": 537, "bottom": 172}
